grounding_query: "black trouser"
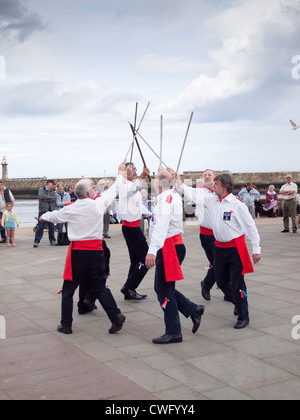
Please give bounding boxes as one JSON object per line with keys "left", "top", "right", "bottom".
{"left": 61, "top": 249, "right": 120, "bottom": 328}
{"left": 199, "top": 233, "right": 216, "bottom": 290}
{"left": 122, "top": 225, "right": 149, "bottom": 290}
{"left": 154, "top": 244, "right": 197, "bottom": 335}
{"left": 214, "top": 247, "right": 249, "bottom": 322}
{"left": 78, "top": 240, "right": 111, "bottom": 307}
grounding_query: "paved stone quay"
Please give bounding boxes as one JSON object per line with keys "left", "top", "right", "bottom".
{"left": 0, "top": 218, "right": 300, "bottom": 400}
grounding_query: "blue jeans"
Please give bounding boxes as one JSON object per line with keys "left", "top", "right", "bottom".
{"left": 0, "top": 212, "right": 6, "bottom": 240}
{"left": 154, "top": 244, "right": 197, "bottom": 335}
{"left": 34, "top": 211, "right": 56, "bottom": 243}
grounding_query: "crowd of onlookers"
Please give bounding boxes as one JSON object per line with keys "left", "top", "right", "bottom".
{"left": 0, "top": 173, "right": 299, "bottom": 247}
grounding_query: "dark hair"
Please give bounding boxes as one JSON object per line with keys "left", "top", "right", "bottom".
{"left": 214, "top": 174, "right": 234, "bottom": 194}
{"left": 47, "top": 179, "right": 55, "bottom": 185}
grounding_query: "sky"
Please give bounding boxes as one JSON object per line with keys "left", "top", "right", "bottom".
{"left": 0, "top": 0, "right": 300, "bottom": 179}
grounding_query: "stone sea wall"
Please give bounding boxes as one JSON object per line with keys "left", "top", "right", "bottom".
{"left": 2, "top": 171, "right": 300, "bottom": 198}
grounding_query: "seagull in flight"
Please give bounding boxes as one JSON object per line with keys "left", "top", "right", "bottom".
{"left": 290, "top": 119, "right": 300, "bottom": 130}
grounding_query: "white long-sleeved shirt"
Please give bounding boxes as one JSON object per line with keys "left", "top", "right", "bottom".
{"left": 148, "top": 189, "right": 183, "bottom": 256}
{"left": 205, "top": 193, "right": 261, "bottom": 255}
{"left": 118, "top": 175, "right": 152, "bottom": 222}
{"left": 179, "top": 183, "right": 214, "bottom": 229}
{"left": 41, "top": 178, "right": 119, "bottom": 241}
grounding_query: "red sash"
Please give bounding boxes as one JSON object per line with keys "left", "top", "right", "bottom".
{"left": 200, "top": 226, "right": 214, "bottom": 236}
{"left": 215, "top": 235, "right": 254, "bottom": 275}
{"left": 63, "top": 240, "right": 103, "bottom": 281}
{"left": 162, "top": 234, "right": 184, "bottom": 282}
{"left": 122, "top": 220, "right": 141, "bottom": 227}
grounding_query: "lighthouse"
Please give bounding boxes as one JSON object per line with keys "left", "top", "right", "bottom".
{"left": 1, "top": 156, "right": 8, "bottom": 180}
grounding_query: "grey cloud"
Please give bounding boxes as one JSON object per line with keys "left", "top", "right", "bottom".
{"left": 0, "top": 0, "right": 46, "bottom": 42}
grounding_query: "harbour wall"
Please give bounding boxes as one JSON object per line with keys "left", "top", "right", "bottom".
{"left": 2, "top": 171, "right": 300, "bottom": 199}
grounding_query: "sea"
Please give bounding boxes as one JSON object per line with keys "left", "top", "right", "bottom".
{"left": 13, "top": 199, "right": 39, "bottom": 228}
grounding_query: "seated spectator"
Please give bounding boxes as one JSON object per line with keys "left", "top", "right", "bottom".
{"left": 264, "top": 185, "right": 279, "bottom": 217}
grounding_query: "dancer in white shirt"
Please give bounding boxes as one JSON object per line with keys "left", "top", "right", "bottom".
{"left": 146, "top": 168, "right": 204, "bottom": 344}
{"left": 205, "top": 173, "right": 261, "bottom": 329}
{"left": 40, "top": 163, "right": 126, "bottom": 335}
{"left": 118, "top": 162, "right": 152, "bottom": 301}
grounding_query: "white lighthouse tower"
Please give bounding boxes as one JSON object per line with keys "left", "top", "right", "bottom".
{"left": 1, "top": 156, "right": 8, "bottom": 180}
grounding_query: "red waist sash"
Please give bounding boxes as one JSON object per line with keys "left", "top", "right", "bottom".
{"left": 63, "top": 240, "right": 103, "bottom": 281}
{"left": 215, "top": 235, "right": 253, "bottom": 275}
{"left": 200, "top": 226, "right": 214, "bottom": 236}
{"left": 162, "top": 234, "right": 184, "bottom": 283}
{"left": 122, "top": 219, "right": 141, "bottom": 227}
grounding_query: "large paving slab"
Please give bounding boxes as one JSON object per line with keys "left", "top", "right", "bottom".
{"left": 0, "top": 217, "right": 300, "bottom": 400}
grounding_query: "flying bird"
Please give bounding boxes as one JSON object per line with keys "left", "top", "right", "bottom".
{"left": 290, "top": 119, "right": 300, "bottom": 130}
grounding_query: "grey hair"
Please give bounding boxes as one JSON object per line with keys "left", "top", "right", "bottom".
{"left": 75, "top": 179, "right": 93, "bottom": 199}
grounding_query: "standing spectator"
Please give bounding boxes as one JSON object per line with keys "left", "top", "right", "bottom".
{"left": 0, "top": 181, "right": 14, "bottom": 243}
{"left": 97, "top": 179, "right": 111, "bottom": 238}
{"left": 33, "top": 180, "right": 57, "bottom": 247}
{"left": 68, "top": 185, "right": 77, "bottom": 203}
{"left": 55, "top": 183, "right": 71, "bottom": 245}
{"left": 140, "top": 188, "right": 153, "bottom": 234}
{"left": 279, "top": 175, "right": 298, "bottom": 233}
{"left": 264, "top": 185, "right": 279, "bottom": 217}
{"left": 238, "top": 183, "right": 260, "bottom": 219}
{"left": 1, "top": 202, "right": 19, "bottom": 246}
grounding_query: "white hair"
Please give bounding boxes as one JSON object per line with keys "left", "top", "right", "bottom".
{"left": 75, "top": 179, "right": 93, "bottom": 199}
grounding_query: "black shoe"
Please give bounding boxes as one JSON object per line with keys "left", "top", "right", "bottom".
{"left": 103, "top": 234, "right": 111, "bottom": 239}
{"left": 33, "top": 242, "right": 39, "bottom": 248}
{"left": 281, "top": 229, "right": 289, "bottom": 233}
{"left": 0, "top": 239, "right": 6, "bottom": 243}
{"left": 50, "top": 240, "right": 56, "bottom": 246}
{"left": 293, "top": 230, "right": 297, "bottom": 233}
{"left": 152, "top": 333, "right": 183, "bottom": 344}
{"left": 78, "top": 301, "right": 97, "bottom": 315}
{"left": 121, "top": 286, "right": 143, "bottom": 301}
{"left": 57, "top": 324, "right": 72, "bottom": 334}
{"left": 234, "top": 319, "right": 249, "bottom": 329}
{"left": 201, "top": 281, "right": 211, "bottom": 301}
{"left": 191, "top": 305, "right": 205, "bottom": 334}
{"left": 109, "top": 313, "right": 126, "bottom": 334}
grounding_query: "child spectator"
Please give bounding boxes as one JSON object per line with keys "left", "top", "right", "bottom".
{"left": 1, "top": 202, "right": 19, "bottom": 247}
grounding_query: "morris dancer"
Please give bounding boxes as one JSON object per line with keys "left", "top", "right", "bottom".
{"left": 40, "top": 164, "right": 126, "bottom": 335}
{"left": 173, "top": 168, "right": 224, "bottom": 301}
{"left": 118, "top": 162, "right": 152, "bottom": 301}
{"left": 205, "top": 173, "right": 261, "bottom": 329}
{"left": 145, "top": 168, "right": 204, "bottom": 344}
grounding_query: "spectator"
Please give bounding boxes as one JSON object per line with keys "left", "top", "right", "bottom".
{"left": 238, "top": 183, "right": 260, "bottom": 219}
{"left": 1, "top": 202, "right": 19, "bottom": 247}
{"left": 279, "top": 175, "right": 298, "bottom": 233}
{"left": 55, "top": 183, "right": 71, "bottom": 245}
{"left": 96, "top": 179, "right": 111, "bottom": 238}
{"left": 264, "top": 185, "right": 279, "bottom": 217}
{"left": 68, "top": 185, "right": 77, "bottom": 203}
{"left": 33, "top": 180, "right": 57, "bottom": 247}
{"left": 0, "top": 181, "right": 14, "bottom": 243}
